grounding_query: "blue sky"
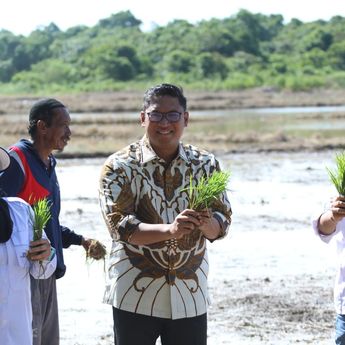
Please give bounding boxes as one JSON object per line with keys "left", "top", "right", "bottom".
{"left": 1, "top": 0, "right": 345, "bottom": 35}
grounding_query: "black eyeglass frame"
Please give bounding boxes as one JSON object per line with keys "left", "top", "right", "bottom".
{"left": 146, "top": 111, "right": 183, "bottom": 123}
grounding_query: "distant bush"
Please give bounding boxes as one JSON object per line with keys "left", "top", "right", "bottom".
{"left": 0, "top": 10, "right": 345, "bottom": 93}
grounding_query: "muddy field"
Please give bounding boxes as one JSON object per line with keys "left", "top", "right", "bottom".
{"left": 56, "top": 151, "right": 338, "bottom": 345}
{"left": 2, "top": 100, "right": 345, "bottom": 158}
{"left": 1, "top": 88, "right": 344, "bottom": 344}
{"left": 207, "top": 274, "right": 334, "bottom": 344}
{"left": 1, "top": 88, "right": 345, "bottom": 115}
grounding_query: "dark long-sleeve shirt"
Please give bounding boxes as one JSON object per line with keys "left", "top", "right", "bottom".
{"left": 0, "top": 139, "right": 82, "bottom": 278}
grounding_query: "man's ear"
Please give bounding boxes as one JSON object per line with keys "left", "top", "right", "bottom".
{"left": 183, "top": 112, "right": 189, "bottom": 127}
{"left": 36, "top": 120, "right": 48, "bottom": 133}
{"left": 140, "top": 112, "right": 146, "bottom": 127}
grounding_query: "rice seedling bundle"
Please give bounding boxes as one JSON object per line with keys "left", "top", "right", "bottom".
{"left": 327, "top": 151, "right": 345, "bottom": 196}
{"left": 184, "top": 170, "right": 230, "bottom": 211}
{"left": 86, "top": 239, "right": 107, "bottom": 261}
{"left": 33, "top": 198, "right": 51, "bottom": 241}
{"left": 29, "top": 198, "right": 51, "bottom": 275}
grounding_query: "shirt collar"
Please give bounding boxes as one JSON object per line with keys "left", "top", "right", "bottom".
{"left": 140, "top": 135, "right": 189, "bottom": 164}
{"left": 22, "top": 139, "right": 57, "bottom": 169}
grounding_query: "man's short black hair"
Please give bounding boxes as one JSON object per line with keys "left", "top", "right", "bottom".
{"left": 28, "top": 98, "right": 66, "bottom": 138}
{"left": 142, "top": 83, "right": 187, "bottom": 111}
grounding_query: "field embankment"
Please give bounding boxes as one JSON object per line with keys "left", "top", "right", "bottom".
{"left": 1, "top": 88, "right": 345, "bottom": 114}
{"left": 1, "top": 88, "right": 345, "bottom": 157}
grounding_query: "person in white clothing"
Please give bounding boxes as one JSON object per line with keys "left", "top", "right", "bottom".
{"left": 0, "top": 146, "right": 56, "bottom": 345}
{"left": 313, "top": 195, "right": 345, "bottom": 345}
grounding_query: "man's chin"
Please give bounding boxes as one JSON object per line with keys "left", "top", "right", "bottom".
{"left": 54, "top": 144, "right": 67, "bottom": 153}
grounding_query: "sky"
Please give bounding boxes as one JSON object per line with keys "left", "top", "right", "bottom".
{"left": 1, "top": 0, "right": 345, "bottom": 36}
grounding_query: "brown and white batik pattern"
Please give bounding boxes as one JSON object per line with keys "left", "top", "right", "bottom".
{"left": 99, "top": 136, "right": 232, "bottom": 319}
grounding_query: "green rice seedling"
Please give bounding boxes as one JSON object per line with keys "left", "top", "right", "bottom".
{"left": 28, "top": 198, "right": 52, "bottom": 276}
{"left": 33, "top": 198, "right": 51, "bottom": 241}
{"left": 327, "top": 152, "right": 345, "bottom": 196}
{"left": 183, "top": 170, "right": 231, "bottom": 211}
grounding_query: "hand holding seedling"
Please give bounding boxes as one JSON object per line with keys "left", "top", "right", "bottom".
{"left": 328, "top": 196, "right": 345, "bottom": 222}
{"left": 196, "top": 208, "right": 223, "bottom": 240}
{"left": 27, "top": 238, "right": 51, "bottom": 261}
{"left": 319, "top": 154, "right": 345, "bottom": 235}
{"left": 81, "top": 237, "right": 92, "bottom": 251}
{"left": 85, "top": 239, "right": 107, "bottom": 261}
{"left": 168, "top": 209, "right": 201, "bottom": 239}
{"left": 317, "top": 196, "right": 345, "bottom": 236}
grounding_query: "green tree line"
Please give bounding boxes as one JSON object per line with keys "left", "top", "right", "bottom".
{"left": 1, "top": 9, "right": 345, "bottom": 93}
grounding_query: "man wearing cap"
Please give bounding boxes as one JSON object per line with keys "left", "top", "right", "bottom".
{"left": 0, "top": 146, "right": 56, "bottom": 345}
{"left": 0, "top": 99, "right": 92, "bottom": 345}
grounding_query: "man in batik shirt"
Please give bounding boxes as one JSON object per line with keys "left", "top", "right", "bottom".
{"left": 99, "top": 83, "right": 232, "bottom": 345}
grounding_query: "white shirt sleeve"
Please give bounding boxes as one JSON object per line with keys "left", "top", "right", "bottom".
{"left": 312, "top": 213, "right": 344, "bottom": 244}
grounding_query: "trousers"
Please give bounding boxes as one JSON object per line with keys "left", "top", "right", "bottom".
{"left": 31, "top": 275, "right": 59, "bottom": 345}
{"left": 112, "top": 307, "right": 207, "bottom": 345}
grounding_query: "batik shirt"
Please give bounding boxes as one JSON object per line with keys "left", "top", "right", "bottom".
{"left": 99, "top": 136, "right": 232, "bottom": 319}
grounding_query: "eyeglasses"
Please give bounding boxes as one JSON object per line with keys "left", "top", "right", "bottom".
{"left": 146, "top": 111, "right": 182, "bottom": 123}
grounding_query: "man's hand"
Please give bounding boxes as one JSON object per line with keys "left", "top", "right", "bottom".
{"left": 27, "top": 238, "right": 51, "bottom": 261}
{"left": 168, "top": 209, "right": 201, "bottom": 239}
{"left": 197, "top": 208, "right": 222, "bottom": 240}
{"left": 329, "top": 196, "right": 345, "bottom": 222}
{"left": 81, "top": 237, "right": 92, "bottom": 251}
{"left": 318, "top": 196, "right": 345, "bottom": 235}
